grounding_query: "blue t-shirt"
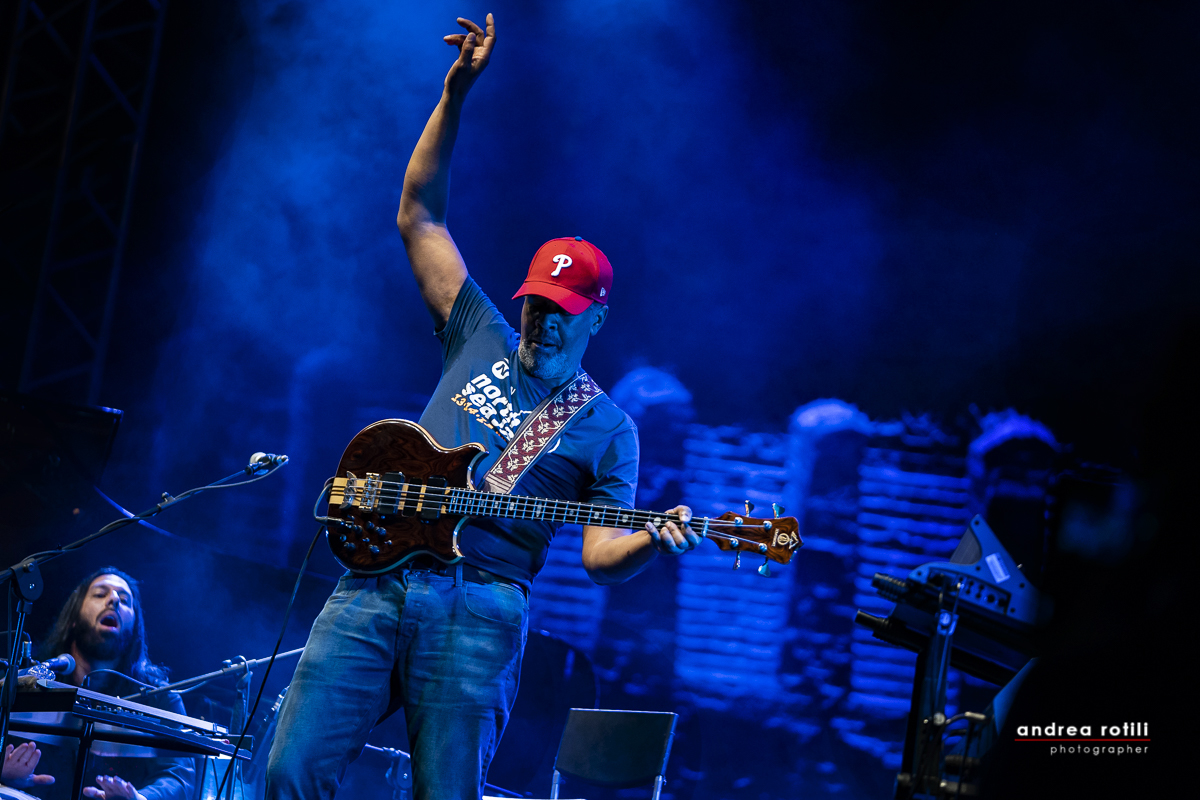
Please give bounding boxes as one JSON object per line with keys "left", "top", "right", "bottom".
{"left": 417, "top": 278, "right": 639, "bottom": 591}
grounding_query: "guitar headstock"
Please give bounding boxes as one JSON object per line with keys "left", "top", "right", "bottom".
{"left": 707, "top": 507, "right": 802, "bottom": 571}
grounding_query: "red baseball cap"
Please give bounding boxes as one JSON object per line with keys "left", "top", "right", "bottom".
{"left": 512, "top": 236, "right": 612, "bottom": 315}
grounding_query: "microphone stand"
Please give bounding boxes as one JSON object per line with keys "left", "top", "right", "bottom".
{"left": 0, "top": 458, "right": 287, "bottom": 754}
{"left": 365, "top": 744, "right": 519, "bottom": 800}
{"left": 0, "top": 560, "right": 43, "bottom": 756}
{"left": 124, "top": 648, "right": 303, "bottom": 800}
{"left": 120, "top": 647, "right": 304, "bottom": 700}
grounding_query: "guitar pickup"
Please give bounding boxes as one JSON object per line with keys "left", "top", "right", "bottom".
{"left": 419, "top": 476, "right": 447, "bottom": 521}
{"left": 377, "top": 472, "right": 405, "bottom": 515}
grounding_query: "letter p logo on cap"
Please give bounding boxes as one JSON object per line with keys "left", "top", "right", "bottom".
{"left": 550, "top": 254, "right": 573, "bottom": 277}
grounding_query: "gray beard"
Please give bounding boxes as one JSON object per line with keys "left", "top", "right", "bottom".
{"left": 518, "top": 339, "right": 572, "bottom": 381}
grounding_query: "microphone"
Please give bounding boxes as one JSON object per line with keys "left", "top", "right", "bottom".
{"left": 19, "top": 653, "right": 75, "bottom": 680}
{"left": 247, "top": 452, "right": 289, "bottom": 473}
{"left": 41, "top": 653, "right": 75, "bottom": 674}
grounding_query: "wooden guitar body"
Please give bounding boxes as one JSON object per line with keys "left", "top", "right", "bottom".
{"left": 326, "top": 419, "right": 484, "bottom": 574}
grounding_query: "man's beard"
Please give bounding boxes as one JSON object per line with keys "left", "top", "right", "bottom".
{"left": 75, "top": 621, "right": 133, "bottom": 663}
{"left": 518, "top": 339, "right": 572, "bottom": 381}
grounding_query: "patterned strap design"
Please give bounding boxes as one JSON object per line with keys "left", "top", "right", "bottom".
{"left": 479, "top": 371, "right": 605, "bottom": 495}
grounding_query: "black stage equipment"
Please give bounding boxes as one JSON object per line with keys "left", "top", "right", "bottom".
{"left": 855, "top": 515, "right": 1052, "bottom": 799}
{"left": 8, "top": 678, "right": 244, "bottom": 800}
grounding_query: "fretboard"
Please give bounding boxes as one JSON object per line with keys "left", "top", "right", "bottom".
{"left": 445, "top": 487, "right": 681, "bottom": 530}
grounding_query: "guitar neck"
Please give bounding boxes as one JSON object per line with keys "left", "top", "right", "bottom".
{"left": 445, "top": 486, "right": 687, "bottom": 530}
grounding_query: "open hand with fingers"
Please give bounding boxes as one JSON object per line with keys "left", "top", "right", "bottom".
{"left": 81, "top": 774, "right": 144, "bottom": 800}
{"left": 646, "top": 505, "right": 703, "bottom": 556}
{"left": 3, "top": 741, "right": 56, "bottom": 788}
{"left": 442, "top": 13, "right": 496, "bottom": 99}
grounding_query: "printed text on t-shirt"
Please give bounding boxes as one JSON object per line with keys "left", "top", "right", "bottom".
{"left": 449, "top": 358, "right": 527, "bottom": 441}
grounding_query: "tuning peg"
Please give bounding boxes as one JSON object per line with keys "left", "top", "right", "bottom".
{"left": 744, "top": 500, "right": 755, "bottom": 515}
{"left": 733, "top": 552, "right": 741, "bottom": 570}
{"left": 772, "top": 503, "right": 784, "bottom": 518}
{"left": 757, "top": 559, "right": 772, "bottom": 577}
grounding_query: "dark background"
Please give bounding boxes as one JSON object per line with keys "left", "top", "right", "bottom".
{"left": 97, "top": 0, "right": 1200, "bottom": 473}
{"left": 3, "top": 1, "right": 1196, "bottom": 798}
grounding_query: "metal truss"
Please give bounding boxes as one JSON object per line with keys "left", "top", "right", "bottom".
{"left": 1, "top": 0, "right": 168, "bottom": 405}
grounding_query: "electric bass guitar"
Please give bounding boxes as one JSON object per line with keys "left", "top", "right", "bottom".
{"left": 323, "top": 419, "right": 803, "bottom": 575}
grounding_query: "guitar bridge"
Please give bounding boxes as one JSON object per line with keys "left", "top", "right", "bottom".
{"left": 338, "top": 472, "right": 359, "bottom": 510}
{"left": 359, "top": 472, "right": 381, "bottom": 513}
{"left": 333, "top": 471, "right": 383, "bottom": 513}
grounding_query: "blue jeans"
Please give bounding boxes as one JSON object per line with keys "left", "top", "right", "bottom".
{"left": 265, "top": 567, "right": 528, "bottom": 800}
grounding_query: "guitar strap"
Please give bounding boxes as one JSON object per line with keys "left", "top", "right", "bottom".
{"left": 478, "top": 370, "right": 605, "bottom": 496}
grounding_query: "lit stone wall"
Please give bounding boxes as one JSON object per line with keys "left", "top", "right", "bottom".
{"left": 674, "top": 424, "right": 792, "bottom": 712}
{"left": 519, "top": 398, "right": 1055, "bottom": 780}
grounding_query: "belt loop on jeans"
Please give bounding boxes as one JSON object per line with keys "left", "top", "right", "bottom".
{"left": 401, "top": 555, "right": 524, "bottom": 597}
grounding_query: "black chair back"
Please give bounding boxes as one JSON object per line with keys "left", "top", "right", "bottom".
{"left": 553, "top": 708, "right": 677, "bottom": 789}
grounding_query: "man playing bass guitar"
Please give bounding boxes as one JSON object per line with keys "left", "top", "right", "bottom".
{"left": 265, "top": 13, "right": 700, "bottom": 800}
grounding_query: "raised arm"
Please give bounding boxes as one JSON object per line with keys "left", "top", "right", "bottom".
{"left": 397, "top": 14, "right": 496, "bottom": 329}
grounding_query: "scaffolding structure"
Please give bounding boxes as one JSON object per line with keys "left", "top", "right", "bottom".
{"left": 1, "top": 0, "right": 169, "bottom": 405}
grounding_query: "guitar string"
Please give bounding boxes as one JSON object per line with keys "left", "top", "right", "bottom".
{"left": 332, "top": 484, "right": 777, "bottom": 530}
{"left": 333, "top": 478, "right": 780, "bottom": 520}
{"left": 326, "top": 483, "right": 791, "bottom": 547}
{"left": 328, "top": 517, "right": 762, "bottom": 549}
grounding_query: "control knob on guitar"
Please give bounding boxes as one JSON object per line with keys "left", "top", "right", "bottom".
{"left": 321, "top": 419, "right": 802, "bottom": 575}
